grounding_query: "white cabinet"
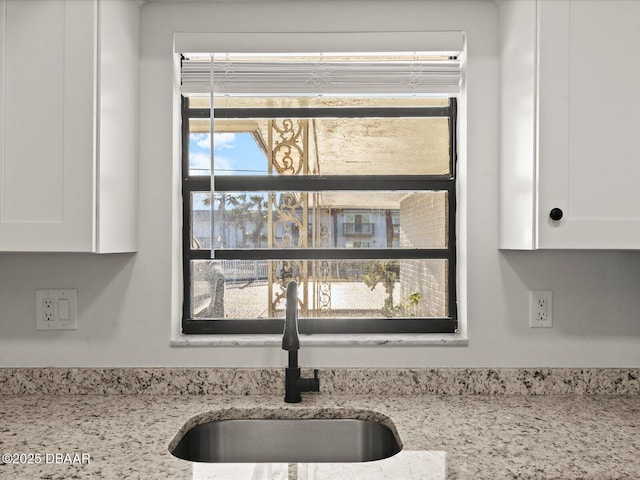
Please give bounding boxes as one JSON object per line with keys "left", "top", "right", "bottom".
{"left": 499, "top": 0, "right": 640, "bottom": 250}
{"left": 0, "top": 0, "right": 139, "bottom": 253}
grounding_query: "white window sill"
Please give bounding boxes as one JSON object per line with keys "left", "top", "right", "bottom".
{"left": 170, "top": 333, "right": 468, "bottom": 347}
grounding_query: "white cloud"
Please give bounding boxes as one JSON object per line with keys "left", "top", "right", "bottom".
{"left": 189, "top": 129, "right": 240, "bottom": 175}
{"left": 197, "top": 134, "right": 211, "bottom": 150}
{"left": 189, "top": 151, "right": 237, "bottom": 175}
{"left": 213, "top": 155, "right": 234, "bottom": 174}
{"left": 189, "top": 152, "right": 211, "bottom": 174}
{"left": 190, "top": 133, "right": 209, "bottom": 150}
{"left": 213, "top": 132, "right": 235, "bottom": 150}
{"left": 191, "top": 132, "right": 236, "bottom": 151}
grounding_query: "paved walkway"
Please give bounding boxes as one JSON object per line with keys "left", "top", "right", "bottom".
{"left": 224, "top": 281, "right": 399, "bottom": 318}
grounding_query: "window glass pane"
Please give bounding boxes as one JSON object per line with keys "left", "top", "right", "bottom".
{"left": 183, "top": 93, "right": 457, "bottom": 333}
{"left": 189, "top": 119, "right": 270, "bottom": 177}
{"left": 191, "top": 192, "right": 210, "bottom": 250}
{"left": 210, "top": 117, "right": 450, "bottom": 176}
{"left": 191, "top": 260, "right": 225, "bottom": 319}
{"left": 205, "top": 191, "right": 447, "bottom": 250}
{"left": 188, "top": 119, "right": 211, "bottom": 176}
{"left": 213, "top": 131, "right": 268, "bottom": 176}
{"left": 189, "top": 97, "right": 210, "bottom": 109}
{"left": 191, "top": 259, "right": 448, "bottom": 320}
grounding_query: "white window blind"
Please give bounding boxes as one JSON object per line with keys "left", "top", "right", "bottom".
{"left": 181, "top": 53, "right": 462, "bottom": 97}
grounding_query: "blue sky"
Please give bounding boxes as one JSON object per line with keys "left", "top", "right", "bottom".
{"left": 189, "top": 132, "right": 267, "bottom": 176}
{"left": 189, "top": 131, "right": 267, "bottom": 210}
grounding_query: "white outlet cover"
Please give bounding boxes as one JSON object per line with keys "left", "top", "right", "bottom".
{"left": 530, "top": 290, "right": 553, "bottom": 328}
{"left": 35, "top": 289, "right": 78, "bottom": 330}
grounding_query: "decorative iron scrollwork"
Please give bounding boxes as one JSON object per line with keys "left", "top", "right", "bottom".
{"left": 316, "top": 260, "right": 332, "bottom": 312}
{"left": 313, "top": 206, "right": 332, "bottom": 313}
{"left": 268, "top": 119, "right": 309, "bottom": 317}
{"left": 271, "top": 193, "right": 306, "bottom": 249}
{"left": 271, "top": 119, "right": 306, "bottom": 175}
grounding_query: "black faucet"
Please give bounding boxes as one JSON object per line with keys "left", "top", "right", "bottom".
{"left": 282, "top": 280, "right": 319, "bottom": 403}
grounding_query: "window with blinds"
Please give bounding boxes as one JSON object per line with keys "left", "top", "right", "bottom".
{"left": 180, "top": 50, "right": 460, "bottom": 335}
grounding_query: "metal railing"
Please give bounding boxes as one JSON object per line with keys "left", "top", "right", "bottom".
{"left": 221, "top": 260, "right": 268, "bottom": 282}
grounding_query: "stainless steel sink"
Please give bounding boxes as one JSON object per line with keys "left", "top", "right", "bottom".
{"left": 170, "top": 418, "right": 402, "bottom": 463}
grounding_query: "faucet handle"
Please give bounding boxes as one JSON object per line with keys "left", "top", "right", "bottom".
{"left": 297, "top": 368, "right": 320, "bottom": 394}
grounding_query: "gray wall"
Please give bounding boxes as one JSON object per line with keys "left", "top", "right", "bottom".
{"left": 0, "top": 0, "right": 639, "bottom": 367}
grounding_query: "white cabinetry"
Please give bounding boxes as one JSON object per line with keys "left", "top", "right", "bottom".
{"left": 0, "top": 0, "right": 139, "bottom": 252}
{"left": 499, "top": 0, "right": 640, "bottom": 250}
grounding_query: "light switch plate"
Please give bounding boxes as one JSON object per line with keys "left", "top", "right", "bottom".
{"left": 35, "top": 289, "right": 78, "bottom": 330}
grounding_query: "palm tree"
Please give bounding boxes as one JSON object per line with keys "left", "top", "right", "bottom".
{"left": 226, "top": 194, "right": 247, "bottom": 247}
{"left": 212, "top": 193, "right": 236, "bottom": 248}
{"left": 248, "top": 194, "right": 268, "bottom": 247}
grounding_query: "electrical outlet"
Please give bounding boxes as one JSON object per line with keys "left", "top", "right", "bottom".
{"left": 42, "top": 298, "right": 55, "bottom": 322}
{"left": 36, "top": 289, "right": 78, "bottom": 330}
{"left": 530, "top": 290, "right": 552, "bottom": 328}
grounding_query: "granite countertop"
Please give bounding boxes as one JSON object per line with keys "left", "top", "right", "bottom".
{"left": 0, "top": 393, "right": 639, "bottom": 480}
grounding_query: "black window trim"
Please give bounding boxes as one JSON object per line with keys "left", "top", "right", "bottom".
{"left": 182, "top": 97, "right": 458, "bottom": 335}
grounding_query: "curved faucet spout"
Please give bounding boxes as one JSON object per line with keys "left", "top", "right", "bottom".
{"left": 282, "top": 280, "right": 300, "bottom": 351}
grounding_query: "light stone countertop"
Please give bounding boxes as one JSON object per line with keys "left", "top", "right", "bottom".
{"left": 0, "top": 393, "right": 639, "bottom": 480}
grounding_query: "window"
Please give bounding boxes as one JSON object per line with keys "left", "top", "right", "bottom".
{"left": 181, "top": 53, "right": 459, "bottom": 335}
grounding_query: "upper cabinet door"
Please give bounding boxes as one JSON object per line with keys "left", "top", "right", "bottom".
{"left": 500, "top": 0, "right": 640, "bottom": 250}
{"left": 0, "top": 0, "right": 138, "bottom": 253}
{"left": 0, "top": 0, "right": 95, "bottom": 252}
{"left": 538, "top": 0, "right": 640, "bottom": 249}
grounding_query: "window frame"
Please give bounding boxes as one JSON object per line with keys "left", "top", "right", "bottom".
{"left": 181, "top": 97, "right": 458, "bottom": 335}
